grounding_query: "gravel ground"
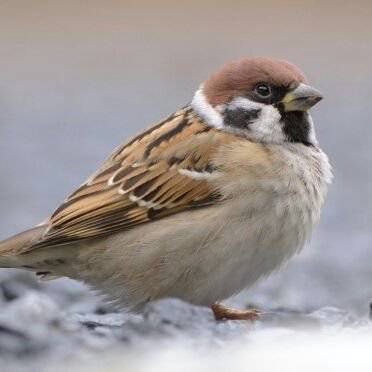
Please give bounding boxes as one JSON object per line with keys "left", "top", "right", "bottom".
{"left": 0, "top": 270, "right": 371, "bottom": 372}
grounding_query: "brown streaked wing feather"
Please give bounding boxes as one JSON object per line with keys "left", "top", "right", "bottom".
{"left": 32, "top": 107, "right": 235, "bottom": 248}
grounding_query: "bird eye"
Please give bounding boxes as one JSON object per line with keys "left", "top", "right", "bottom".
{"left": 254, "top": 84, "right": 272, "bottom": 98}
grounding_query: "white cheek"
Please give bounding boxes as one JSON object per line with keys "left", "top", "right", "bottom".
{"left": 225, "top": 97, "right": 286, "bottom": 143}
{"left": 249, "top": 104, "right": 285, "bottom": 143}
{"left": 221, "top": 96, "right": 258, "bottom": 111}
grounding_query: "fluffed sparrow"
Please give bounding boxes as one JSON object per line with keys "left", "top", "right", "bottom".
{"left": 0, "top": 57, "right": 332, "bottom": 320}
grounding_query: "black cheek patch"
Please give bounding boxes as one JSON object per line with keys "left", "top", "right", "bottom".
{"left": 224, "top": 108, "right": 261, "bottom": 129}
{"left": 281, "top": 111, "right": 312, "bottom": 146}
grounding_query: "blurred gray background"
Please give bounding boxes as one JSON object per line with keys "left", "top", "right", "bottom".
{"left": 0, "top": 0, "right": 371, "bottom": 314}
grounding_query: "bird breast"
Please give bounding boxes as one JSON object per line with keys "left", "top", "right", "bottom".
{"left": 195, "top": 141, "right": 332, "bottom": 303}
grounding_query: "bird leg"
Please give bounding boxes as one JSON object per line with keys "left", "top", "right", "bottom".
{"left": 211, "top": 303, "right": 260, "bottom": 321}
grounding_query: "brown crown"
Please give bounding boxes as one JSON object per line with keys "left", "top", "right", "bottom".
{"left": 203, "top": 57, "right": 306, "bottom": 106}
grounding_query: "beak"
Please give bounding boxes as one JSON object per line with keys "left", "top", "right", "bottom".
{"left": 281, "top": 83, "right": 323, "bottom": 112}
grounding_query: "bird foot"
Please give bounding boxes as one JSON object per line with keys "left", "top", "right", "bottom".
{"left": 211, "top": 303, "right": 260, "bottom": 321}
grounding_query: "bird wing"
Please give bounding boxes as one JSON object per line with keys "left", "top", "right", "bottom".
{"left": 33, "top": 107, "right": 236, "bottom": 248}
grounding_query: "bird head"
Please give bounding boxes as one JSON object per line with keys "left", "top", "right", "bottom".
{"left": 192, "top": 57, "right": 323, "bottom": 146}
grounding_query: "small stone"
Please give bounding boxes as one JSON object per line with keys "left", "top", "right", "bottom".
{"left": 0, "top": 290, "right": 62, "bottom": 346}
{"left": 308, "top": 306, "right": 357, "bottom": 327}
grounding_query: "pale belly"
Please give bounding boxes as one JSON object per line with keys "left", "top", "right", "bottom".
{"left": 75, "top": 193, "right": 314, "bottom": 310}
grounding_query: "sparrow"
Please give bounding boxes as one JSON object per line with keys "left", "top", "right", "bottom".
{"left": 0, "top": 57, "right": 332, "bottom": 320}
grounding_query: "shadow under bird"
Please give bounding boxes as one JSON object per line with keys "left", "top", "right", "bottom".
{"left": 0, "top": 57, "right": 332, "bottom": 320}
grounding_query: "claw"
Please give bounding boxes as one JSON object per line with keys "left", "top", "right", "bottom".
{"left": 211, "top": 303, "right": 260, "bottom": 321}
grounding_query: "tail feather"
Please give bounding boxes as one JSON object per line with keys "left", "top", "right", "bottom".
{"left": 0, "top": 226, "right": 47, "bottom": 268}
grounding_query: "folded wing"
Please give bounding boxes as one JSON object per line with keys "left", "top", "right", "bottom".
{"left": 34, "top": 107, "right": 235, "bottom": 248}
